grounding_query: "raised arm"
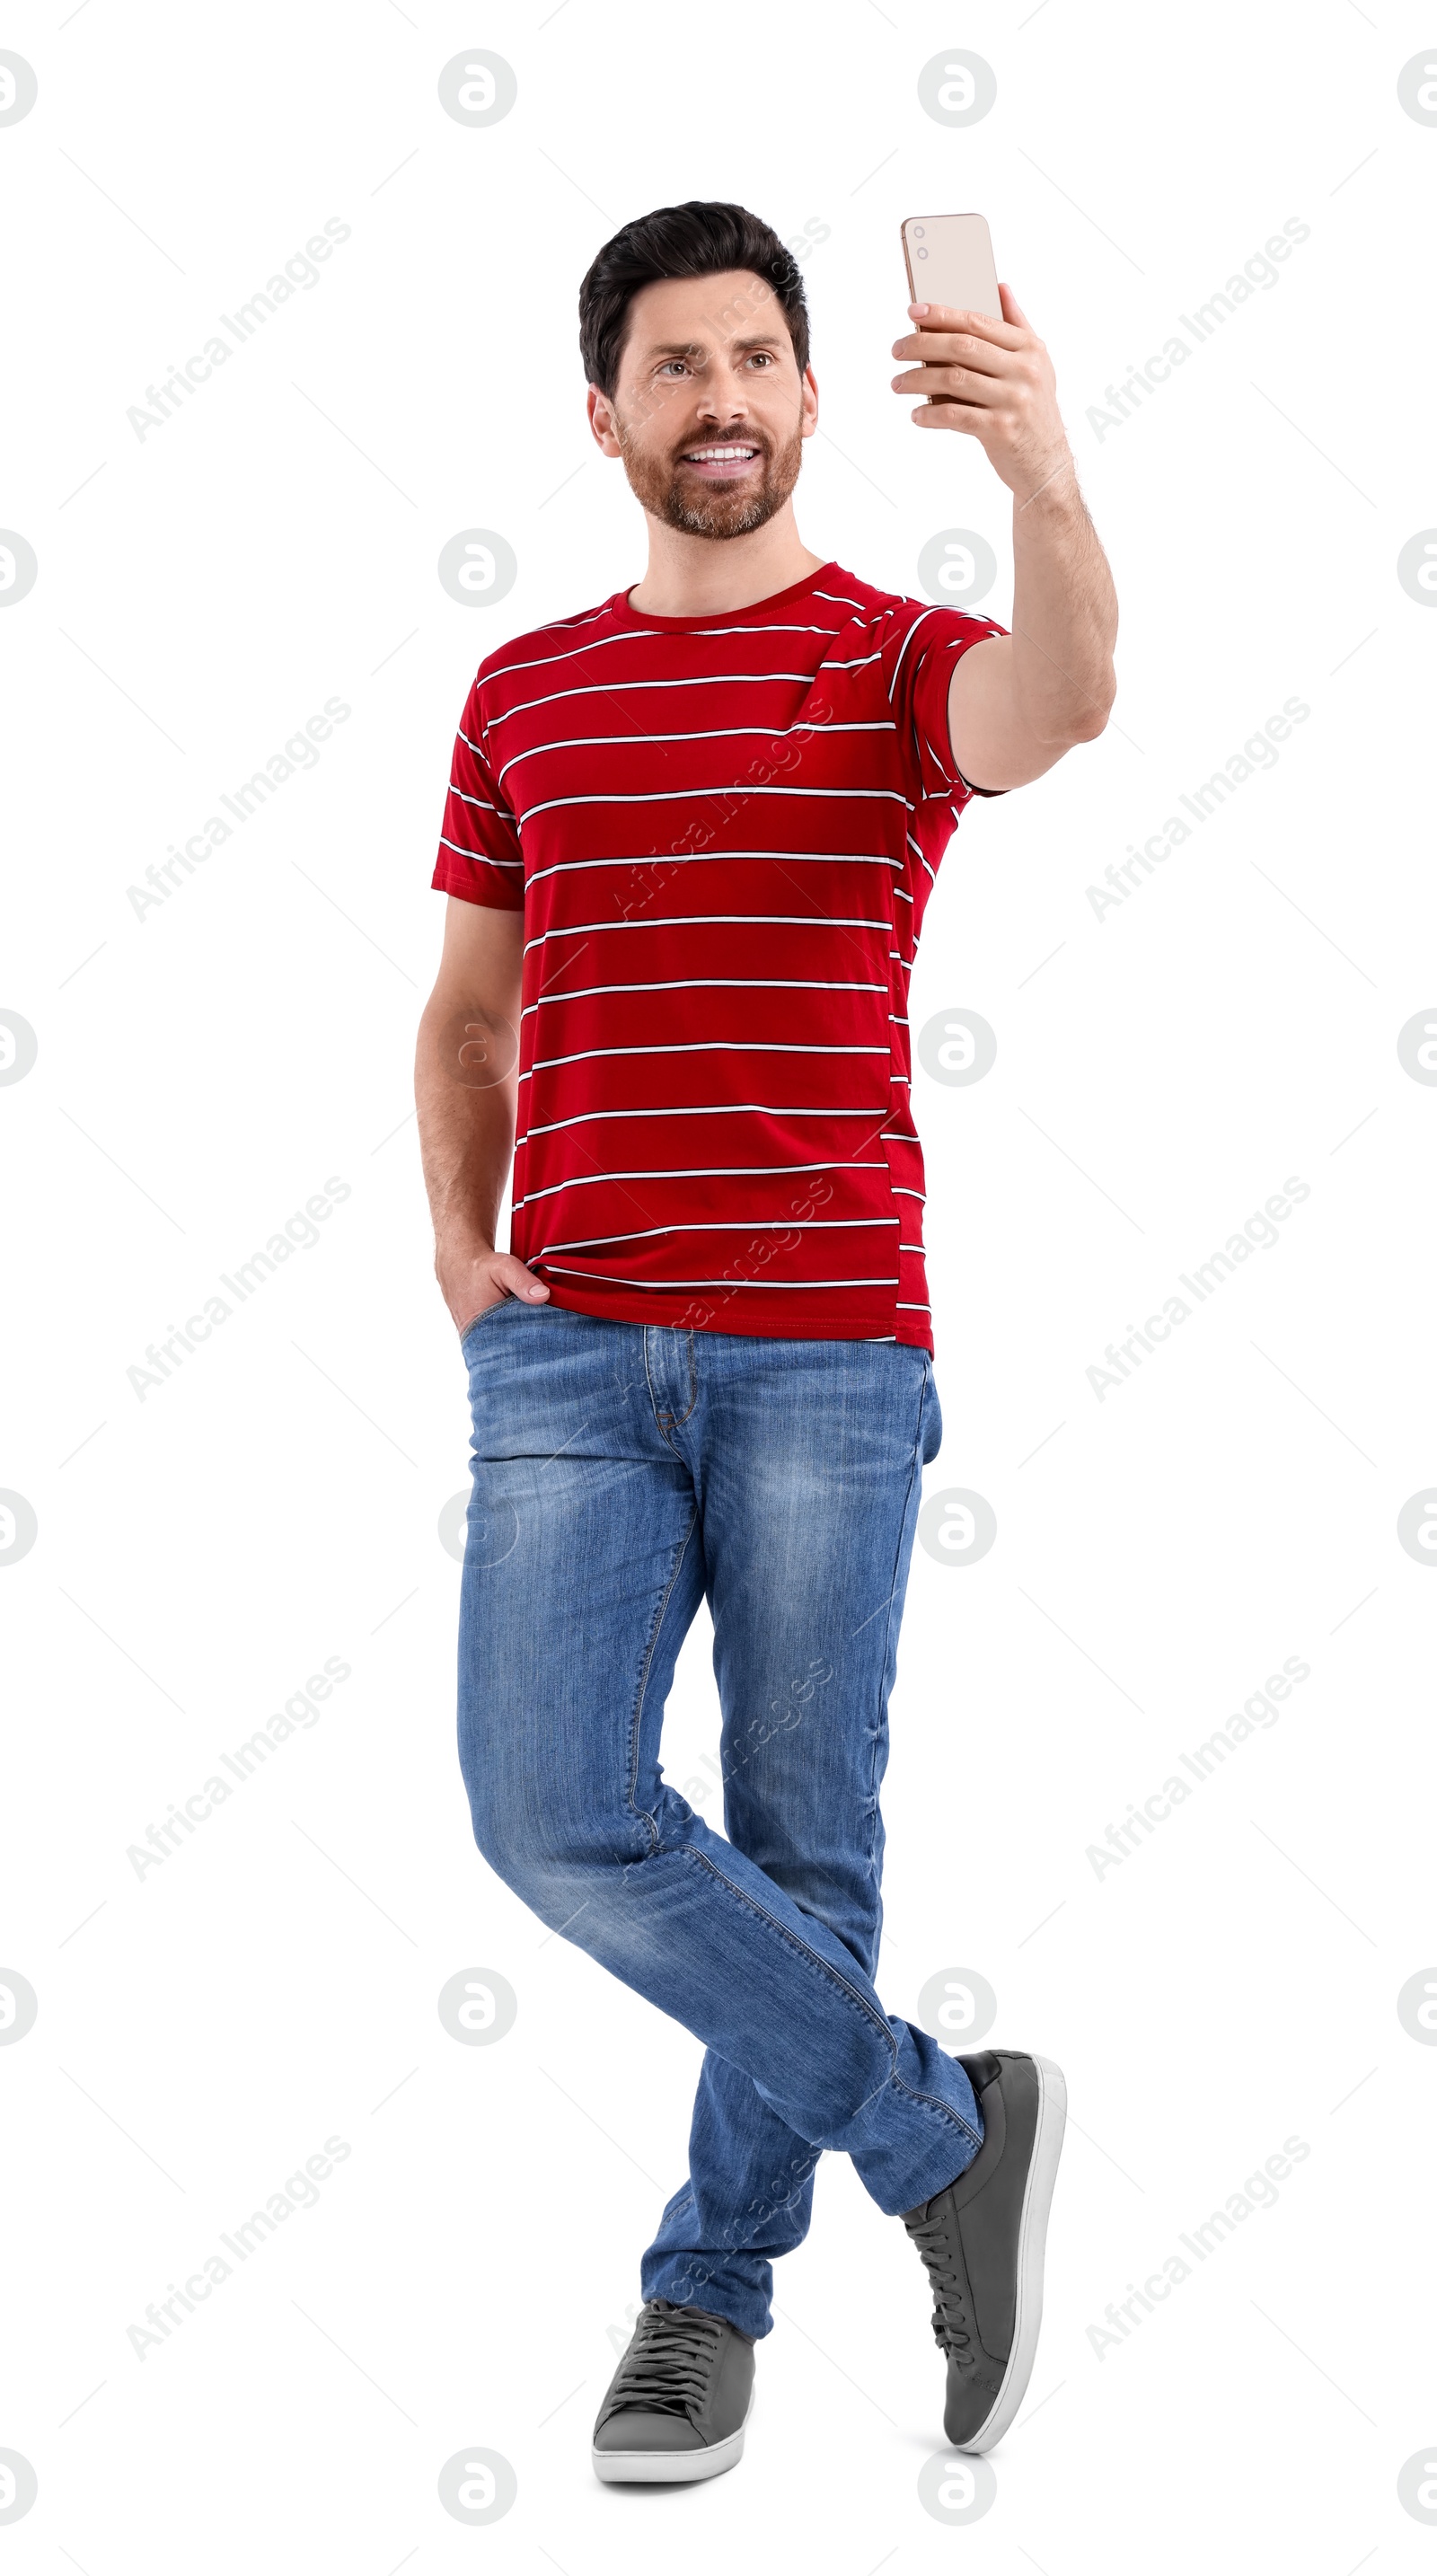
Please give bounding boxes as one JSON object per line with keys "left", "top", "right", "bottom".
{"left": 414, "top": 894, "right": 550, "bottom": 1337}
{"left": 891, "top": 283, "right": 1118, "bottom": 790}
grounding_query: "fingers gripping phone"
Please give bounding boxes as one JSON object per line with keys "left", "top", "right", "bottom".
{"left": 901, "top": 214, "right": 1001, "bottom": 401}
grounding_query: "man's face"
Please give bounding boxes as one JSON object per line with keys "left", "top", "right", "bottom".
{"left": 588, "top": 269, "right": 817, "bottom": 540}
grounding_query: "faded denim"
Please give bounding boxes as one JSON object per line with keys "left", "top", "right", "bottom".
{"left": 456, "top": 1301, "right": 983, "bottom": 2339}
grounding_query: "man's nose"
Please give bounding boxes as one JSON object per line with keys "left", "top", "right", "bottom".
{"left": 695, "top": 367, "right": 752, "bottom": 419}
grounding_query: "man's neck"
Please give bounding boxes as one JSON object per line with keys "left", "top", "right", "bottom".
{"left": 627, "top": 513, "right": 827, "bottom": 619}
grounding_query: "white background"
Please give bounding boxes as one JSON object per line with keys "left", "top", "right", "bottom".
{"left": 3, "top": 1, "right": 1434, "bottom": 2566}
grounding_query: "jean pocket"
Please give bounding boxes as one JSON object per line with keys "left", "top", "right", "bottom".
{"left": 459, "top": 1298, "right": 516, "bottom": 1351}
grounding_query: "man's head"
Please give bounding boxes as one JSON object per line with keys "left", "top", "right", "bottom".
{"left": 579, "top": 200, "right": 817, "bottom": 541}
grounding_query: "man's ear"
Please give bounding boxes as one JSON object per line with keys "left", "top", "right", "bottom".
{"left": 801, "top": 364, "right": 819, "bottom": 437}
{"left": 586, "top": 384, "right": 621, "bottom": 457}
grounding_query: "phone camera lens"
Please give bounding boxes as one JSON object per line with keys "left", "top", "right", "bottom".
{"left": 912, "top": 224, "right": 926, "bottom": 238}
{"left": 916, "top": 246, "right": 927, "bottom": 259}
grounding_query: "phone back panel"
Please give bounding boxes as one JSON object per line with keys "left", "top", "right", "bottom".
{"left": 901, "top": 213, "right": 1001, "bottom": 318}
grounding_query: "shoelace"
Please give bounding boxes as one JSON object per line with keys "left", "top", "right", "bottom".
{"left": 607, "top": 2301, "right": 725, "bottom": 2419}
{"left": 906, "top": 2211, "right": 977, "bottom": 2370}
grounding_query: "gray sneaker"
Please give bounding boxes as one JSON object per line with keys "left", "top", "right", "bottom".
{"left": 591, "top": 2298, "right": 756, "bottom": 2484}
{"left": 902, "top": 2049, "right": 1067, "bottom": 2452}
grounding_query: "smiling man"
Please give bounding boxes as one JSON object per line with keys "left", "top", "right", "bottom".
{"left": 416, "top": 199, "right": 1116, "bottom": 2485}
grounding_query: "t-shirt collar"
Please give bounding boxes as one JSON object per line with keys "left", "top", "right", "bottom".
{"left": 611, "top": 560, "right": 843, "bottom": 631}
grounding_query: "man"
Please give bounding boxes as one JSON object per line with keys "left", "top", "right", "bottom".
{"left": 415, "top": 199, "right": 1116, "bottom": 2484}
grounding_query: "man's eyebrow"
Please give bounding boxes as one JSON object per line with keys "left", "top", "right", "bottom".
{"left": 642, "top": 331, "right": 787, "bottom": 359}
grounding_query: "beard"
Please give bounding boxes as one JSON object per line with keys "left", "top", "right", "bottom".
{"left": 615, "top": 416, "right": 805, "bottom": 541}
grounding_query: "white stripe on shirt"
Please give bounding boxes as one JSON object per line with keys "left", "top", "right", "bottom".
{"left": 886, "top": 606, "right": 943, "bottom": 705}
{"left": 538, "top": 1264, "right": 902, "bottom": 1290}
{"left": 521, "top": 975, "right": 888, "bottom": 1016}
{"left": 536, "top": 1216, "right": 899, "bottom": 1252}
{"left": 524, "top": 849, "right": 904, "bottom": 889}
{"left": 496, "top": 722, "right": 892, "bottom": 786}
{"left": 439, "top": 833, "right": 521, "bottom": 868}
{"left": 522, "top": 913, "right": 889, "bottom": 952}
{"left": 517, "top": 783, "right": 909, "bottom": 824}
{"left": 520, "top": 1039, "right": 890, "bottom": 1077}
{"left": 520, "top": 1102, "right": 891, "bottom": 1139}
{"left": 487, "top": 671, "right": 824, "bottom": 727}
{"left": 481, "top": 619, "right": 869, "bottom": 690}
{"left": 514, "top": 1157, "right": 888, "bottom": 1208}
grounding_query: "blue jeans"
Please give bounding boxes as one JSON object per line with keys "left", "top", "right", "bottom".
{"left": 456, "top": 1302, "right": 983, "bottom": 2341}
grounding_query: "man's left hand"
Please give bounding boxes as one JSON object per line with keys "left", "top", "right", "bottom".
{"left": 890, "top": 284, "right": 1072, "bottom": 506}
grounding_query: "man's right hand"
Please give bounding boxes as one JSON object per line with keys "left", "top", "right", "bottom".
{"left": 417, "top": 898, "right": 542, "bottom": 1342}
{"left": 442, "top": 1246, "right": 551, "bottom": 1339}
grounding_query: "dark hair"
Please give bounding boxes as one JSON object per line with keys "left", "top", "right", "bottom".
{"left": 577, "top": 199, "right": 810, "bottom": 398}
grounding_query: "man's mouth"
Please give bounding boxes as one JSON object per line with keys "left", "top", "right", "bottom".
{"left": 678, "top": 442, "right": 763, "bottom": 481}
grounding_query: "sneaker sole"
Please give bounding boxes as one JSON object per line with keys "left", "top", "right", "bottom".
{"left": 955, "top": 2052, "right": 1067, "bottom": 2456}
{"left": 591, "top": 2386, "right": 754, "bottom": 2484}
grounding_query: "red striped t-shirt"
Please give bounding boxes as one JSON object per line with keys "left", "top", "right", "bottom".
{"left": 431, "top": 559, "right": 1007, "bottom": 1353}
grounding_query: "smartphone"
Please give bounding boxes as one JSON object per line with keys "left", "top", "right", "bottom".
{"left": 900, "top": 212, "right": 1001, "bottom": 321}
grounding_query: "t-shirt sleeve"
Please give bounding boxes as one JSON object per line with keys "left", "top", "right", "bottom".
{"left": 430, "top": 677, "right": 525, "bottom": 910}
{"left": 884, "top": 600, "right": 1011, "bottom": 807}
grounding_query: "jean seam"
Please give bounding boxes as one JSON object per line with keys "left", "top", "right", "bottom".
{"left": 644, "top": 1326, "right": 700, "bottom": 1441}
{"left": 888, "top": 2071, "right": 983, "bottom": 2151}
{"left": 863, "top": 1349, "right": 930, "bottom": 1875}
{"left": 643, "top": 1328, "right": 683, "bottom": 1452}
{"left": 675, "top": 1328, "right": 698, "bottom": 1425}
{"left": 627, "top": 1504, "right": 701, "bottom": 1847}
{"left": 682, "top": 1846, "right": 900, "bottom": 2060}
{"left": 683, "top": 1856, "right": 981, "bottom": 2154}
{"left": 460, "top": 1296, "right": 518, "bottom": 1347}
{"left": 839, "top": 2053, "right": 983, "bottom": 2154}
